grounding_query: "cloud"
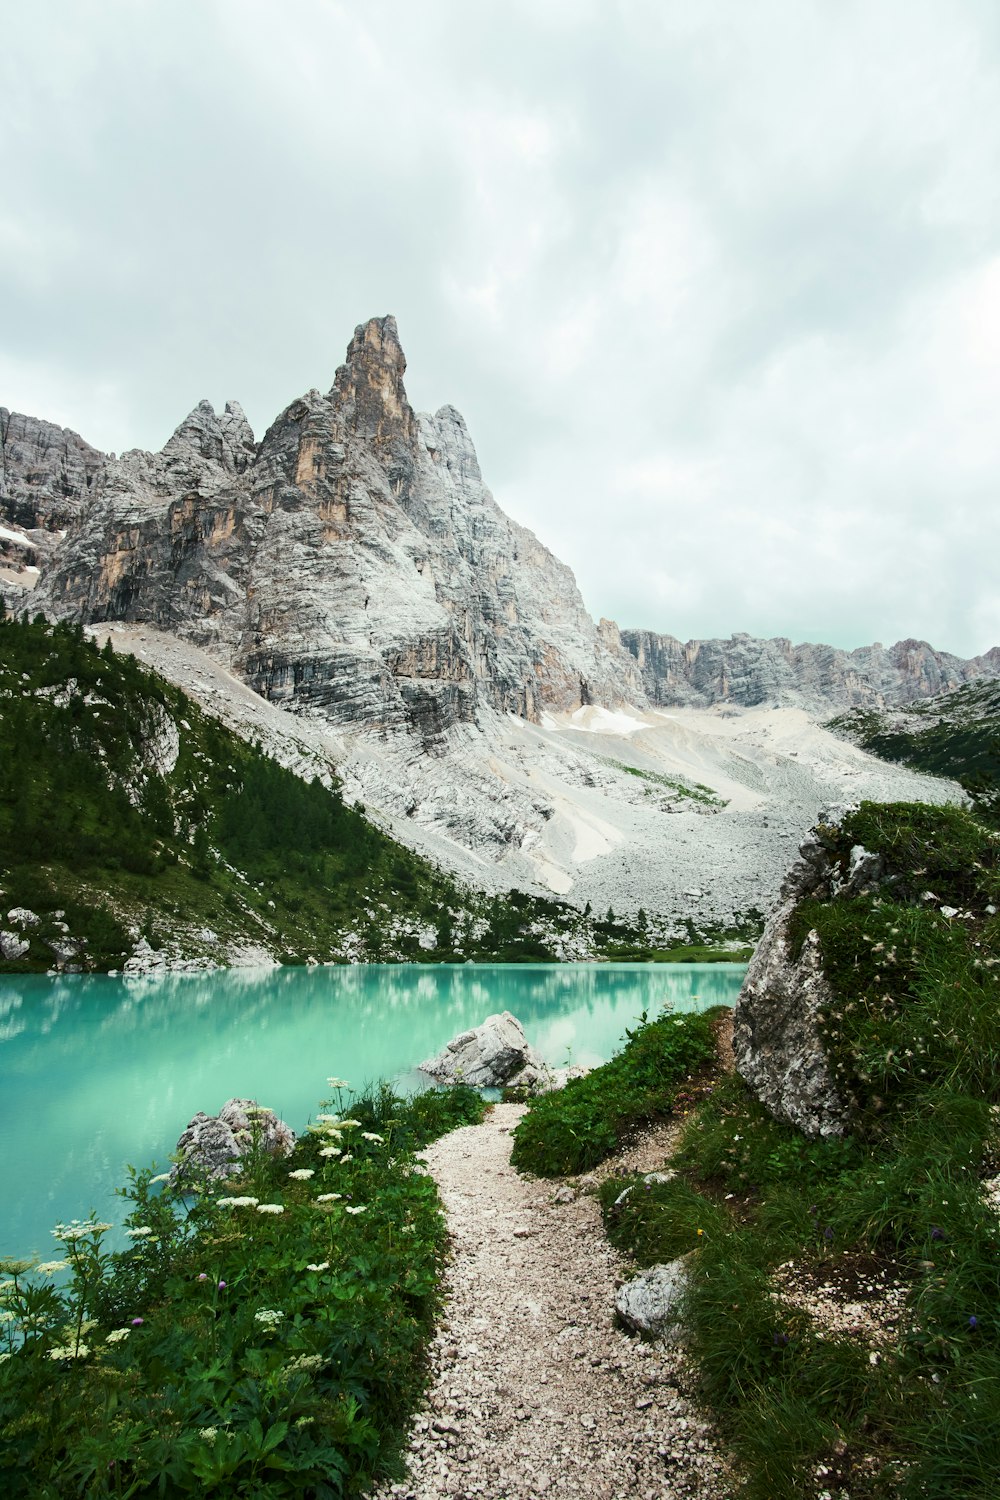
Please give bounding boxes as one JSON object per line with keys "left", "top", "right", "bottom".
{"left": 2, "top": 0, "right": 999, "bottom": 656}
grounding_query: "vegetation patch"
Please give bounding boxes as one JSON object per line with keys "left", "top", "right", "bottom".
{"left": 588, "top": 800, "right": 1000, "bottom": 1499}
{"left": 0, "top": 1080, "right": 486, "bottom": 1497}
{"left": 601, "top": 756, "right": 728, "bottom": 809}
{"left": 509, "top": 1010, "right": 718, "bottom": 1176}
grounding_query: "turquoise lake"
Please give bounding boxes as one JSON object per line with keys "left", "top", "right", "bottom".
{"left": 0, "top": 962, "right": 745, "bottom": 1260}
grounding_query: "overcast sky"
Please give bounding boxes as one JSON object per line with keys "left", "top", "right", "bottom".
{"left": 3, "top": 2, "right": 999, "bottom": 657}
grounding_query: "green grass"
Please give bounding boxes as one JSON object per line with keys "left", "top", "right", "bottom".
{"left": 0, "top": 1082, "right": 486, "bottom": 1498}
{"left": 601, "top": 757, "right": 727, "bottom": 808}
{"left": 584, "top": 800, "right": 1000, "bottom": 1499}
{"left": 509, "top": 1010, "right": 719, "bottom": 1176}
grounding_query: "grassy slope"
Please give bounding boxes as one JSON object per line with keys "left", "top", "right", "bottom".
{"left": 0, "top": 610, "right": 653, "bottom": 971}
{"left": 829, "top": 680, "right": 1000, "bottom": 828}
{"left": 515, "top": 800, "right": 1000, "bottom": 1499}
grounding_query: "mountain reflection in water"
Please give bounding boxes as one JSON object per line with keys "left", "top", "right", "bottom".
{"left": 0, "top": 962, "right": 745, "bottom": 1259}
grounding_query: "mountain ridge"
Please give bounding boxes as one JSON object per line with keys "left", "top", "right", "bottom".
{"left": 2, "top": 318, "right": 995, "bottom": 726}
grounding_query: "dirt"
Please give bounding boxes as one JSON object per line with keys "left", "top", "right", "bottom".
{"left": 372, "top": 1102, "right": 733, "bottom": 1500}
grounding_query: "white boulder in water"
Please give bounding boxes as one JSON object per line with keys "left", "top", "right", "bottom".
{"left": 420, "top": 1011, "right": 552, "bottom": 1091}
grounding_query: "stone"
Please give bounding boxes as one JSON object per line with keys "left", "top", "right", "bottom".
{"left": 0, "top": 930, "right": 29, "bottom": 960}
{"left": 732, "top": 807, "right": 869, "bottom": 1138}
{"left": 7, "top": 907, "right": 40, "bottom": 927}
{"left": 420, "top": 1011, "right": 552, "bottom": 1091}
{"left": 171, "top": 1097, "right": 296, "bottom": 1185}
{"left": 615, "top": 1259, "right": 689, "bottom": 1338}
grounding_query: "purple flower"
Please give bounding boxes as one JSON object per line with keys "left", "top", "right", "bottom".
{"left": 824, "top": 1226, "right": 834, "bottom": 1241}
{"left": 131, "top": 1317, "right": 144, "bottom": 1326}
{"left": 969, "top": 1315, "right": 978, "bottom": 1330}
{"left": 218, "top": 1280, "right": 227, "bottom": 1289}
{"left": 197, "top": 1273, "right": 208, "bottom": 1281}
{"left": 930, "top": 1227, "right": 944, "bottom": 1241}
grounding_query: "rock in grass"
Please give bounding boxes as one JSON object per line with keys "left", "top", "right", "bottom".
{"left": 732, "top": 811, "right": 856, "bottom": 1139}
{"left": 420, "top": 1011, "right": 551, "bottom": 1090}
{"left": 171, "top": 1098, "right": 296, "bottom": 1185}
{"left": 615, "top": 1259, "right": 689, "bottom": 1338}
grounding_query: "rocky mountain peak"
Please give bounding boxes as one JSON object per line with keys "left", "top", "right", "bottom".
{"left": 329, "top": 313, "right": 417, "bottom": 445}
{"left": 162, "top": 398, "right": 256, "bottom": 474}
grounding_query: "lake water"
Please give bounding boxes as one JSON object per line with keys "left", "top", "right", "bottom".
{"left": 0, "top": 962, "right": 746, "bottom": 1260}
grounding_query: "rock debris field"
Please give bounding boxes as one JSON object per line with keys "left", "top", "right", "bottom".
{"left": 372, "top": 1103, "right": 731, "bottom": 1500}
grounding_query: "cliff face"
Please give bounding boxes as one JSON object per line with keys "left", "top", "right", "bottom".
{"left": 621, "top": 629, "right": 1000, "bottom": 712}
{"left": 12, "top": 318, "right": 639, "bottom": 743}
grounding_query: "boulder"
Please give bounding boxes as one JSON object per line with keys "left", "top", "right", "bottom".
{"left": 0, "top": 930, "right": 29, "bottom": 960}
{"left": 420, "top": 1011, "right": 552, "bottom": 1091}
{"left": 171, "top": 1097, "right": 296, "bottom": 1185}
{"left": 615, "top": 1258, "right": 689, "bottom": 1338}
{"left": 732, "top": 808, "right": 857, "bottom": 1138}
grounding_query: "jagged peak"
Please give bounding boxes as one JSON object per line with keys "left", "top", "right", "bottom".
{"left": 162, "top": 398, "right": 256, "bottom": 474}
{"left": 329, "top": 314, "right": 416, "bottom": 443}
{"left": 419, "top": 404, "right": 482, "bottom": 484}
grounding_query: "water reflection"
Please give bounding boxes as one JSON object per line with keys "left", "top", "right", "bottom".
{"left": 0, "top": 963, "right": 745, "bottom": 1259}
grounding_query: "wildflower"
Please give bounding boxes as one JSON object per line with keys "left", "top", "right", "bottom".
{"left": 49, "top": 1343, "right": 90, "bottom": 1360}
{"left": 930, "top": 1227, "right": 945, "bottom": 1241}
{"left": 824, "top": 1227, "right": 834, "bottom": 1241}
{"left": 345, "top": 1205, "right": 367, "bottom": 1215}
{"left": 199, "top": 1427, "right": 219, "bottom": 1441}
{"left": 131, "top": 1317, "right": 144, "bottom": 1326}
{"left": 316, "top": 1193, "right": 342, "bottom": 1203}
{"left": 339, "top": 1120, "right": 361, "bottom": 1129}
{"left": 254, "top": 1309, "right": 284, "bottom": 1326}
{"left": 216, "top": 1196, "right": 259, "bottom": 1209}
{"left": 149, "top": 1173, "right": 171, "bottom": 1185}
{"left": 218, "top": 1281, "right": 227, "bottom": 1289}
{"left": 105, "top": 1328, "right": 130, "bottom": 1344}
{"left": 255, "top": 1203, "right": 284, "bottom": 1215}
{"left": 319, "top": 1147, "right": 341, "bottom": 1159}
{"left": 315, "top": 1114, "right": 340, "bottom": 1125}
{"left": 125, "top": 1226, "right": 154, "bottom": 1239}
{"left": 35, "top": 1261, "right": 69, "bottom": 1275}
{"left": 288, "top": 1169, "right": 315, "bottom": 1180}
{"left": 696, "top": 1228, "right": 704, "bottom": 1237}
{"left": 326, "top": 1078, "right": 350, "bottom": 1089}
{"left": 969, "top": 1315, "right": 979, "bottom": 1330}
{"left": 197, "top": 1273, "right": 208, "bottom": 1281}
{"left": 285, "top": 1352, "right": 324, "bottom": 1375}
{"left": 305, "top": 1262, "right": 330, "bottom": 1273}
{"left": 340, "top": 1154, "right": 354, "bottom": 1163}
{"left": 52, "top": 1221, "right": 112, "bottom": 1242}
{"left": 401, "top": 1224, "right": 416, "bottom": 1233}
{"left": 361, "top": 1132, "right": 384, "bottom": 1143}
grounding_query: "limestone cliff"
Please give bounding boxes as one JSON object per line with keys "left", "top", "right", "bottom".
{"left": 621, "top": 628, "right": 1000, "bottom": 712}
{"left": 11, "top": 317, "right": 639, "bottom": 743}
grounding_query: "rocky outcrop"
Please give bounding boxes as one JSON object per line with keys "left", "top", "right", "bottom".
{"left": 420, "top": 1011, "right": 552, "bottom": 1091}
{"left": 621, "top": 629, "right": 1000, "bottom": 712}
{"left": 615, "top": 1258, "right": 689, "bottom": 1338}
{"left": 171, "top": 1098, "right": 296, "bottom": 1185}
{"left": 731, "top": 807, "right": 888, "bottom": 1138}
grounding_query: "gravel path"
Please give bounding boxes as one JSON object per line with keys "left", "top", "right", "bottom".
{"left": 374, "top": 1103, "right": 732, "bottom": 1500}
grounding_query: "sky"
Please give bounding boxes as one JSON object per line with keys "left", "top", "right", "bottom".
{"left": 2, "top": 1, "right": 999, "bottom": 658}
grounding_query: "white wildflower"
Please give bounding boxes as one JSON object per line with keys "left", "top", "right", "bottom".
{"left": 326, "top": 1078, "right": 350, "bottom": 1089}
{"left": 319, "top": 1147, "right": 341, "bottom": 1159}
{"left": 199, "top": 1426, "right": 219, "bottom": 1441}
{"left": 340, "top": 1154, "right": 353, "bottom": 1163}
{"left": 105, "top": 1328, "right": 130, "bottom": 1344}
{"left": 217, "top": 1196, "right": 260, "bottom": 1208}
{"left": 287, "top": 1169, "right": 315, "bottom": 1180}
{"left": 255, "top": 1204, "right": 284, "bottom": 1215}
{"left": 254, "top": 1308, "right": 284, "bottom": 1326}
{"left": 305, "top": 1262, "right": 330, "bottom": 1273}
{"left": 344, "top": 1205, "right": 367, "bottom": 1216}
{"left": 125, "top": 1226, "right": 154, "bottom": 1239}
{"left": 316, "top": 1193, "right": 342, "bottom": 1203}
{"left": 361, "top": 1132, "right": 384, "bottom": 1144}
{"left": 35, "top": 1261, "right": 69, "bottom": 1275}
{"left": 49, "top": 1343, "right": 90, "bottom": 1360}
{"left": 149, "top": 1173, "right": 171, "bottom": 1185}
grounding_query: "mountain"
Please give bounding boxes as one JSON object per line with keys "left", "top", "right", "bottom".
{"left": 621, "top": 629, "right": 1000, "bottom": 712}
{"left": 0, "top": 317, "right": 990, "bottom": 926}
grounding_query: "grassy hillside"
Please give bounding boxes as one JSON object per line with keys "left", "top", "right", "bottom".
{"left": 0, "top": 609, "right": 648, "bottom": 971}
{"left": 829, "top": 680, "right": 1000, "bottom": 827}
{"left": 515, "top": 800, "right": 1000, "bottom": 1498}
